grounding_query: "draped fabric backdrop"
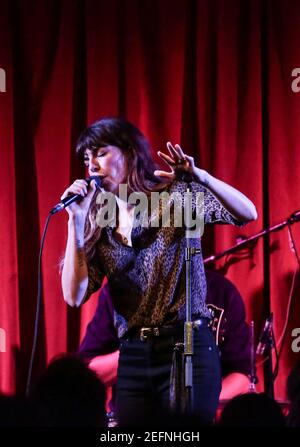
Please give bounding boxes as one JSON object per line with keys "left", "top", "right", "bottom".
{"left": 1, "top": 0, "right": 300, "bottom": 402}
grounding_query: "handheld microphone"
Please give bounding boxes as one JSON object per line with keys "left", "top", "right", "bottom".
{"left": 50, "top": 175, "right": 102, "bottom": 215}
{"left": 256, "top": 313, "right": 273, "bottom": 356}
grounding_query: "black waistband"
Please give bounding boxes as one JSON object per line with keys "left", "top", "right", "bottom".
{"left": 123, "top": 317, "right": 211, "bottom": 342}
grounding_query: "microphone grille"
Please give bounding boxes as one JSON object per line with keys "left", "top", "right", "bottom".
{"left": 87, "top": 175, "right": 102, "bottom": 188}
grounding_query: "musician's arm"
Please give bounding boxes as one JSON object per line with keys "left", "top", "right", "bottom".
{"left": 220, "top": 372, "right": 250, "bottom": 401}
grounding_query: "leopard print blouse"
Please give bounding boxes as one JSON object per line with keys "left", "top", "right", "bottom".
{"left": 83, "top": 180, "right": 243, "bottom": 338}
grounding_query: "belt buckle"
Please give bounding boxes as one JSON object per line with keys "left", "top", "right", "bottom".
{"left": 192, "top": 320, "right": 200, "bottom": 330}
{"left": 153, "top": 327, "right": 160, "bottom": 337}
{"left": 140, "top": 327, "right": 151, "bottom": 342}
{"left": 193, "top": 318, "right": 210, "bottom": 330}
{"left": 140, "top": 327, "right": 160, "bottom": 341}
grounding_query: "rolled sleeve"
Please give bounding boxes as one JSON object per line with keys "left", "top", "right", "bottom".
{"left": 203, "top": 188, "right": 244, "bottom": 226}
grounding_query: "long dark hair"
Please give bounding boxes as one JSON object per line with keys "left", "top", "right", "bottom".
{"left": 76, "top": 117, "right": 168, "bottom": 260}
{"left": 76, "top": 117, "right": 165, "bottom": 193}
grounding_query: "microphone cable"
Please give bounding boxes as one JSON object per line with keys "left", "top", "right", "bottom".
{"left": 25, "top": 212, "right": 52, "bottom": 397}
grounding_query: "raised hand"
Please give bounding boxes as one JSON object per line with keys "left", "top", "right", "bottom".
{"left": 154, "top": 141, "right": 196, "bottom": 181}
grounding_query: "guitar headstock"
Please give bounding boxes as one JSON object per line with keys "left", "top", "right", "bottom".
{"left": 207, "top": 303, "right": 226, "bottom": 346}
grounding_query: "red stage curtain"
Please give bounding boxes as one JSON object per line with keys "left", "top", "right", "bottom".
{"left": 1, "top": 0, "right": 300, "bottom": 401}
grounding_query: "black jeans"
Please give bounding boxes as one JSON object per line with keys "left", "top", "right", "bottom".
{"left": 115, "top": 325, "right": 221, "bottom": 426}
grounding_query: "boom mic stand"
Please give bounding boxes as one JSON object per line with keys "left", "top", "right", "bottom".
{"left": 203, "top": 210, "right": 300, "bottom": 265}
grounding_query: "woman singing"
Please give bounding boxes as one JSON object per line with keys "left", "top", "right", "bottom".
{"left": 61, "top": 117, "right": 257, "bottom": 425}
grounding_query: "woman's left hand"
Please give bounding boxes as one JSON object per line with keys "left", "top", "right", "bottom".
{"left": 154, "top": 142, "right": 203, "bottom": 182}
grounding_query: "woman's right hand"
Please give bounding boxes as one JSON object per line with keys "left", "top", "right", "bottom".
{"left": 60, "top": 178, "right": 98, "bottom": 218}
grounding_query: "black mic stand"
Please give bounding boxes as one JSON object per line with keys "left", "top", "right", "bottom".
{"left": 263, "top": 320, "right": 275, "bottom": 398}
{"left": 256, "top": 313, "right": 275, "bottom": 398}
{"left": 183, "top": 185, "right": 195, "bottom": 414}
{"left": 249, "top": 321, "right": 259, "bottom": 392}
{"left": 182, "top": 178, "right": 207, "bottom": 414}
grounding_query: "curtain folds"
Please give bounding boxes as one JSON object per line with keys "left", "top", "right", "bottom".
{"left": 0, "top": 0, "right": 300, "bottom": 401}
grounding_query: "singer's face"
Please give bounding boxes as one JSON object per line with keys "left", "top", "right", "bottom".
{"left": 84, "top": 146, "right": 128, "bottom": 194}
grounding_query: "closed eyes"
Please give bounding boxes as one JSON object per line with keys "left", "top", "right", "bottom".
{"left": 83, "top": 152, "right": 107, "bottom": 164}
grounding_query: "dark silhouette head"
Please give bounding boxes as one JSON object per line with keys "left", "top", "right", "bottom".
{"left": 218, "top": 393, "right": 285, "bottom": 427}
{"left": 29, "top": 355, "right": 106, "bottom": 427}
